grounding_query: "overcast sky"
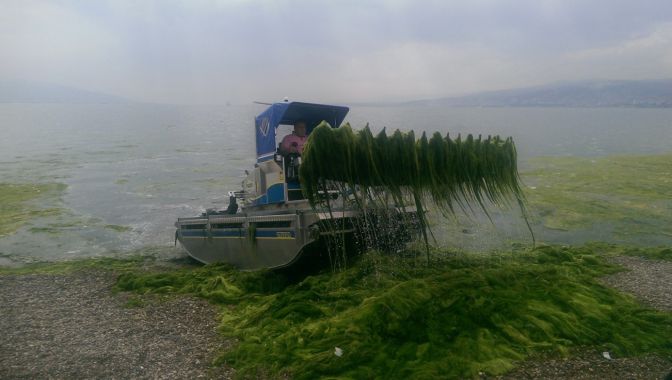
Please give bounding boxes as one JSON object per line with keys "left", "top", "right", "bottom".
{"left": 2, "top": 0, "right": 672, "bottom": 104}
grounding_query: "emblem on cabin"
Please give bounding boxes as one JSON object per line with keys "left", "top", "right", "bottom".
{"left": 259, "top": 117, "right": 270, "bottom": 137}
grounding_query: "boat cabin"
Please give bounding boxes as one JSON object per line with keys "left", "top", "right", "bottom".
{"left": 242, "top": 101, "right": 349, "bottom": 208}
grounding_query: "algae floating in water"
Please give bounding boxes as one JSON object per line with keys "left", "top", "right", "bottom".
{"left": 522, "top": 154, "right": 672, "bottom": 240}
{"left": 0, "top": 183, "right": 65, "bottom": 237}
{"left": 105, "top": 224, "right": 132, "bottom": 233}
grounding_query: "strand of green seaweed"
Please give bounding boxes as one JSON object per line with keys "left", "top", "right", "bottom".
{"left": 115, "top": 245, "right": 672, "bottom": 379}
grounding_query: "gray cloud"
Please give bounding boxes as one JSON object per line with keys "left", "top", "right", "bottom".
{"left": 2, "top": 0, "right": 671, "bottom": 104}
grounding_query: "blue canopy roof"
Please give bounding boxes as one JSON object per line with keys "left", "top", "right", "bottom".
{"left": 254, "top": 101, "right": 349, "bottom": 161}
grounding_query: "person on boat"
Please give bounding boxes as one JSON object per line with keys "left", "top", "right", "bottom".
{"left": 279, "top": 121, "right": 307, "bottom": 155}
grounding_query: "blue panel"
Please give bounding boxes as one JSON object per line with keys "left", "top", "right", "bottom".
{"left": 211, "top": 230, "right": 243, "bottom": 237}
{"left": 286, "top": 181, "right": 301, "bottom": 190}
{"left": 181, "top": 230, "right": 207, "bottom": 237}
{"left": 183, "top": 228, "right": 294, "bottom": 239}
{"left": 255, "top": 103, "right": 289, "bottom": 160}
{"left": 249, "top": 183, "right": 284, "bottom": 206}
{"left": 266, "top": 183, "right": 286, "bottom": 203}
{"left": 251, "top": 194, "right": 267, "bottom": 206}
{"left": 255, "top": 230, "right": 296, "bottom": 238}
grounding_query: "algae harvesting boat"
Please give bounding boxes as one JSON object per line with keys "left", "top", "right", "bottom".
{"left": 175, "top": 101, "right": 419, "bottom": 269}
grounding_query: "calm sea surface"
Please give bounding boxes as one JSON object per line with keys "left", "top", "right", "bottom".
{"left": 1, "top": 104, "right": 671, "bottom": 264}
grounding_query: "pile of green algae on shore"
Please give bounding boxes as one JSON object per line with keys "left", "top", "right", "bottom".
{"left": 114, "top": 244, "right": 672, "bottom": 379}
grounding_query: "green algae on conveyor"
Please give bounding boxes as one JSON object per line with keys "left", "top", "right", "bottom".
{"left": 115, "top": 245, "right": 672, "bottom": 379}
{"left": 522, "top": 154, "right": 672, "bottom": 237}
{"left": 0, "top": 183, "right": 66, "bottom": 237}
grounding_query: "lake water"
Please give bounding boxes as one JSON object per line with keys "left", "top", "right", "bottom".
{"left": 1, "top": 103, "right": 671, "bottom": 265}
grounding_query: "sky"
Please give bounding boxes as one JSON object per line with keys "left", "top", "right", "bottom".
{"left": 2, "top": 0, "right": 672, "bottom": 104}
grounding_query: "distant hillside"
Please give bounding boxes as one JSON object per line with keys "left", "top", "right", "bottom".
{"left": 0, "top": 81, "right": 133, "bottom": 104}
{"left": 407, "top": 80, "right": 672, "bottom": 108}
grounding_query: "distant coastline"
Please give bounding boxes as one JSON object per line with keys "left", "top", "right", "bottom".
{"left": 0, "top": 81, "right": 133, "bottom": 104}
{"left": 3, "top": 79, "right": 672, "bottom": 108}
{"left": 359, "top": 79, "right": 672, "bottom": 108}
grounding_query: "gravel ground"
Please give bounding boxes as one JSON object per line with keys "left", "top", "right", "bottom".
{"left": 601, "top": 255, "right": 672, "bottom": 311}
{"left": 496, "top": 255, "right": 672, "bottom": 379}
{"left": 497, "top": 350, "right": 672, "bottom": 379}
{"left": 0, "top": 270, "right": 232, "bottom": 380}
